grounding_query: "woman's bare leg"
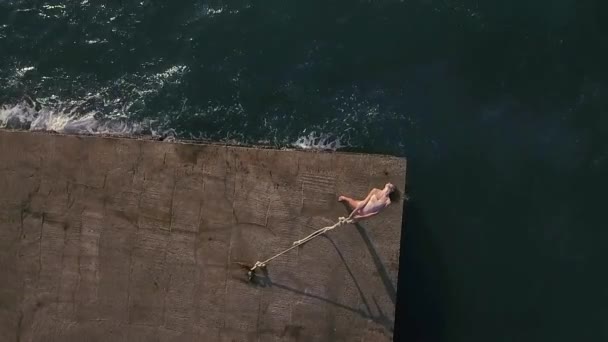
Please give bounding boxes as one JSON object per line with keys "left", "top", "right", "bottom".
{"left": 338, "top": 195, "right": 360, "bottom": 210}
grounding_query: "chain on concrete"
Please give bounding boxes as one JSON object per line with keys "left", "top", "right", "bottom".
{"left": 249, "top": 216, "right": 356, "bottom": 275}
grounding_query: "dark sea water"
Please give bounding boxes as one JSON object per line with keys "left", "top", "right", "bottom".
{"left": 1, "top": 1, "right": 607, "bottom": 341}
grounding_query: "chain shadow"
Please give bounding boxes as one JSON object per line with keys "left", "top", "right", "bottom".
{"left": 250, "top": 254, "right": 395, "bottom": 335}
{"left": 353, "top": 221, "right": 397, "bottom": 304}
{"left": 324, "top": 235, "right": 395, "bottom": 333}
{"left": 338, "top": 202, "right": 398, "bottom": 305}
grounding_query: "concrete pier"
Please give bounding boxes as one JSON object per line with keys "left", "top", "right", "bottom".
{"left": 0, "top": 131, "right": 406, "bottom": 341}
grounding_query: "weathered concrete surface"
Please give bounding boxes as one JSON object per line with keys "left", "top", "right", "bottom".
{"left": 0, "top": 130, "right": 406, "bottom": 342}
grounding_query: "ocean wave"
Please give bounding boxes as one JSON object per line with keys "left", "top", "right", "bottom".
{"left": 1, "top": 63, "right": 189, "bottom": 136}
{"left": 0, "top": 100, "right": 172, "bottom": 138}
{"left": 291, "top": 131, "right": 347, "bottom": 151}
{"left": 1, "top": 100, "right": 352, "bottom": 151}
{"left": 1, "top": 60, "right": 359, "bottom": 151}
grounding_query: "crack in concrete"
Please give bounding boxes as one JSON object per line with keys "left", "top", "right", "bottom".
{"left": 161, "top": 270, "right": 171, "bottom": 329}
{"left": 126, "top": 247, "right": 134, "bottom": 324}
{"left": 74, "top": 244, "right": 82, "bottom": 323}
{"left": 59, "top": 218, "right": 68, "bottom": 316}
{"left": 37, "top": 213, "right": 45, "bottom": 286}
{"left": 168, "top": 179, "right": 177, "bottom": 232}
{"left": 131, "top": 143, "right": 144, "bottom": 188}
{"left": 263, "top": 199, "right": 274, "bottom": 236}
{"left": 66, "top": 182, "right": 76, "bottom": 211}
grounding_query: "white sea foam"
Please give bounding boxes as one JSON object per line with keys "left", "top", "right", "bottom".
{"left": 2, "top": 61, "right": 355, "bottom": 151}
{"left": 15, "top": 66, "right": 35, "bottom": 77}
{"left": 42, "top": 4, "right": 66, "bottom": 10}
{"left": 0, "top": 101, "right": 168, "bottom": 137}
{"left": 1, "top": 100, "right": 352, "bottom": 150}
{"left": 85, "top": 39, "right": 108, "bottom": 45}
{"left": 150, "top": 65, "right": 188, "bottom": 86}
{"left": 1, "top": 62, "right": 190, "bottom": 137}
{"left": 291, "top": 131, "right": 347, "bottom": 151}
{"left": 200, "top": 5, "right": 241, "bottom": 17}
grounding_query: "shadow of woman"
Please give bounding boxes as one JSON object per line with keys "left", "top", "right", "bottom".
{"left": 248, "top": 252, "right": 396, "bottom": 335}
{"left": 353, "top": 221, "right": 398, "bottom": 304}
{"left": 336, "top": 201, "right": 398, "bottom": 305}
